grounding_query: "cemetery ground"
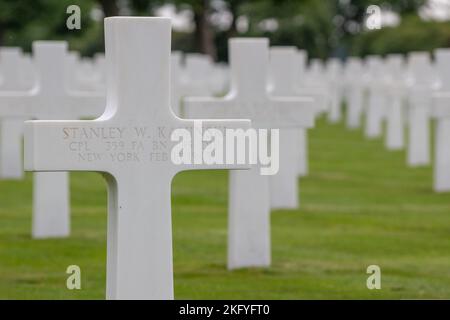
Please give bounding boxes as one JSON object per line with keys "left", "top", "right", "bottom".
{"left": 1, "top": 115, "right": 450, "bottom": 299}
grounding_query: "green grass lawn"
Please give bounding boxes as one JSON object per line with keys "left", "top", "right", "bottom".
{"left": 1, "top": 116, "right": 450, "bottom": 299}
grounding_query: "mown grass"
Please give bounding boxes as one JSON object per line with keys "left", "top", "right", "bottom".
{"left": 1, "top": 116, "right": 450, "bottom": 299}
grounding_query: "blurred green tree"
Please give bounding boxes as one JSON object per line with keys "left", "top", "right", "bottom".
{"left": 166, "top": 0, "right": 217, "bottom": 59}
{"left": 0, "top": 0, "right": 97, "bottom": 54}
{"left": 0, "top": 0, "right": 448, "bottom": 60}
{"left": 352, "top": 14, "right": 450, "bottom": 56}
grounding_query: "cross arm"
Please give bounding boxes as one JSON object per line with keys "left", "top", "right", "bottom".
{"left": 170, "top": 118, "right": 252, "bottom": 174}
{"left": 67, "top": 93, "right": 106, "bottom": 119}
{"left": 297, "top": 87, "right": 328, "bottom": 113}
{"left": 24, "top": 119, "right": 113, "bottom": 173}
{"left": 266, "top": 96, "right": 316, "bottom": 129}
{"left": 0, "top": 92, "right": 37, "bottom": 117}
{"left": 183, "top": 96, "right": 237, "bottom": 119}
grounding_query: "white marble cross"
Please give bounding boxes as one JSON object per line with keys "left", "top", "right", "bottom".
{"left": 365, "top": 55, "right": 385, "bottom": 139}
{"left": 406, "top": 52, "right": 436, "bottom": 167}
{"left": 182, "top": 53, "right": 214, "bottom": 97}
{"left": 185, "top": 39, "right": 314, "bottom": 269}
{"left": 384, "top": 54, "right": 406, "bottom": 150}
{"left": 66, "top": 51, "right": 82, "bottom": 90}
{"left": 19, "top": 53, "right": 36, "bottom": 89}
{"left": 0, "top": 41, "right": 105, "bottom": 239}
{"left": 210, "top": 63, "right": 229, "bottom": 95}
{"left": 344, "top": 57, "right": 364, "bottom": 129}
{"left": 296, "top": 55, "right": 327, "bottom": 114}
{"left": 294, "top": 50, "right": 309, "bottom": 178}
{"left": 170, "top": 51, "right": 183, "bottom": 117}
{"left": 0, "top": 47, "right": 29, "bottom": 179}
{"left": 24, "top": 17, "right": 251, "bottom": 299}
{"left": 269, "top": 46, "right": 316, "bottom": 208}
{"left": 295, "top": 51, "right": 327, "bottom": 177}
{"left": 432, "top": 48, "right": 450, "bottom": 192}
{"left": 326, "top": 58, "right": 343, "bottom": 123}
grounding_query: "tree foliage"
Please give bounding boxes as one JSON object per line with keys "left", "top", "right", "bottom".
{"left": 0, "top": 0, "right": 446, "bottom": 59}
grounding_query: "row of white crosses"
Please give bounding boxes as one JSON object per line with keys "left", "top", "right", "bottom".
{"left": 339, "top": 51, "right": 450, "bottom": 193}
{"left": 0, "top": 48, "right": 35, "bottom": 179}
{"left": 344, "top": 57, "right": 364, "bottom": 129}
{"left": 314, "top": 51, "right": 450, "bottom": 193}
{"left": 0, "top": 45, "right": 248, "bottom": 187}
{"left": 24, "top": 16, "right": 252, "bottom": 299}
{"left": 21, "top": 16, "right": 324, "bottom": 299}
{"left": 356, "top": 52, "right": 438, "bottom": 165}
{"left": 12, "top": 15, "right": 450, "bottom": 300}
{"left": 406, "top": 52, "right": 438, "bottom": 167}
{"left": 0, "top": 35, "right": 307, "bottom": 244}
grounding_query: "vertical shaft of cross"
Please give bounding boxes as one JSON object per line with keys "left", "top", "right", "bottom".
{"left": 227, "top": 39, "right": 272, "bottom": 269}
{"left": 345, "top": 58, "right": 364, "bottom": 129}
{"left": 228, "top": 167, "right": 271, "bottom": 269}
{"left": 408, "top": 93, "right": 430, "bottom": 166}
{"left": 384, "top": 55, "right": 405, "bottom": 151}
{"left": 32, "top": 42, "right": 71, "bottom": 238}
{"left": 365, "top": 56, "right": 385, "bottom": 139}
{"left": 0, "top": 48, "right": 27, "bottom": 179}
{"left": 434, "top": 118, "right": 450, "bottom": 192}
{"left": 33, "top": 172, "right": 70, "bottom": 237}
{"left": 229, "top": 38, "right": 268, "bottom": 97}
{"left": 407, "top": 52, "right": 434, "bottom": 167}
{"left": 432, "top": 49, "right": 450, "bottom": 192}
{"left": 106, "top": 172, "right": 174, "bottom": 299}
{"left": 386, "top": 93, "right": 404, "bottom": 150}
{"left": 327, "top": 59, "right": 343, "bottom": 124}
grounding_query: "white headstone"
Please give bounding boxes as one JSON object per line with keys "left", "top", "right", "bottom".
{"left": 344, "top": 57, "right": 364, "bottom": 129}
{"left": 0, "top": 47, "right": 29, "bottom": 179}
{"left": 182, "top": 53, "right": 214, "bottom": 97}
{"left": 0, "top": 41, "right": 105, "bottom": 238}
{"left": 19, "top": 53, "right": 36, "bottom": 89}
{"left": 210, "top": 63, "right": 229, "bottom": 95}
{"left": 185, "top": 39, "right": 314, "bottom": 269}
{"left": 365, "top": 55, "right": 385, "bottom": 139}
{"left": 94, "top": 52, "right": 106, "bottom": 86}
{"left": 297, "top": 54, "right": 327, "bottom": 115}
{"left": 295, "top": 50, "right": 309, "bottom": 178}
{"left": 170, "top": 51, "right": 182, "bottom": 117}
{"left": 326, "top": 58, "right": 343, "bottom": 123}
{"left": 293, "top": 50, "right": 308, "bottom": 178}
{"left": 66, "top": 51, "right": 82, "bottom": 90}
{"left": 384, "top": 54, "right": 406, "bottom": 150}
{"left": 269, "top": 46, "right": 316, "bottom": 208}
{"left": 406, "top": 51, "right": 436, "bottom": 166}
{"left": 432, "top": 48, "right": 450, "bottom": 191}
{"left": 24, "top": 17, "right": 251, "bottom": 299}
{"left": 296, "top": 51, "right": 327, "bottom": 177}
